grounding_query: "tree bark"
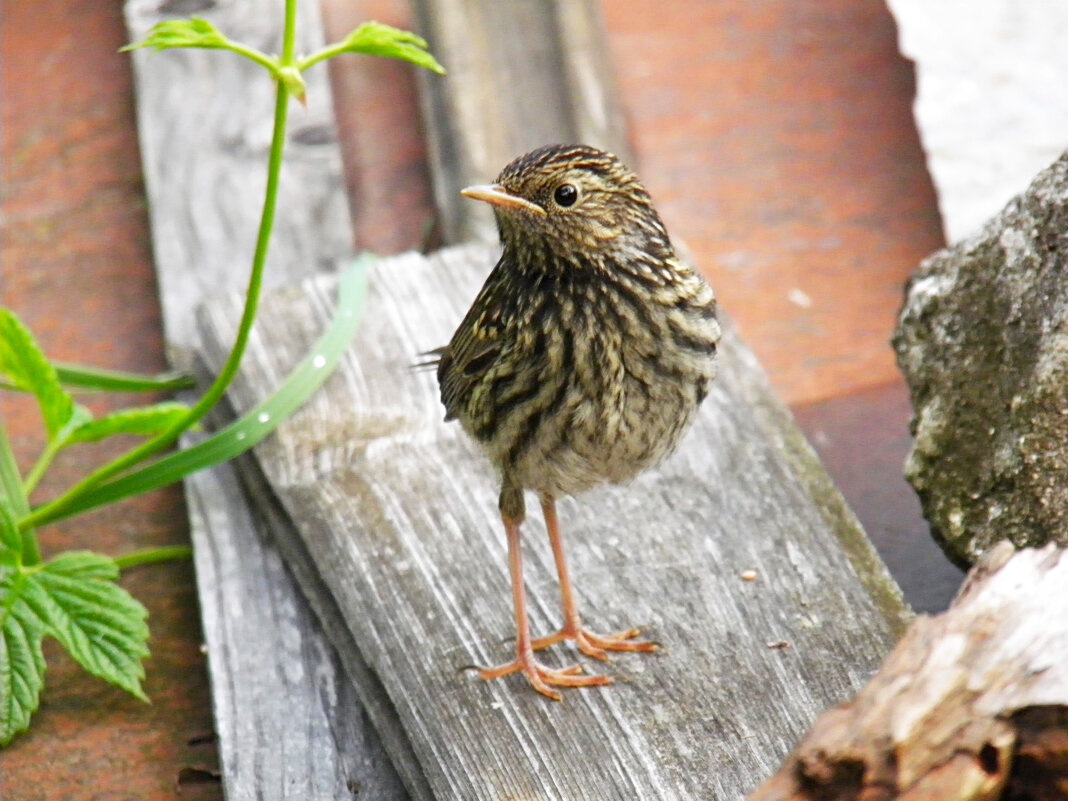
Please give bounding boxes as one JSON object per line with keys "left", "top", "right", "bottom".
{"left": 749, "top": 542, "right": 1068, "bottom": 801}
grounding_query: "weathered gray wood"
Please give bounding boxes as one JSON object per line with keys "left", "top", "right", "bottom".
{"left": 196, "top": 243, "right": 912, "bottom": 799}
{"left": 183, "top": 445, "right": 410, "bottom": 800}
{"left": 123, "top": 0, "right": 405, "bottom": 798}
{"left": 411, "top": 0, "right": 630, "bottom": 243}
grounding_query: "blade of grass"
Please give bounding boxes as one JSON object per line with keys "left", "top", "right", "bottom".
{"left": 27, "top": 259, "right": 368, "bottom": 525}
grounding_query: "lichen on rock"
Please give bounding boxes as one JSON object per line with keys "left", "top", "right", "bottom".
{"left": 893, "top": 151, "right": 1068, "bottom": 567}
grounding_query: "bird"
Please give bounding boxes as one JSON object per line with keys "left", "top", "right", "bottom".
{"left": 435, "top": 143, "right": 720, "bottom": 700}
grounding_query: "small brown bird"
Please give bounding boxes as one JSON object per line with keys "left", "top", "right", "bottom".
{"left": 437, "top": 144, "right": 720, "bottom": 699}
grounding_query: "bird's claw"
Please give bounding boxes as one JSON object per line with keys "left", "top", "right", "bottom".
{"left": 531, "top": 624, "right": 659, "bottom": 661}
{"left": 476, "top": 654, "right": 611, "bottom": 701}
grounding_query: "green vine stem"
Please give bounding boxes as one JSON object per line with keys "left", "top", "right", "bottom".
{"left": 18, "top": 0, "right": 299, "bottom": 536}
{"left": 114, "top": 545, "right": 193, "bottom": 571}
{"left": 0, "top": 422, "right": 37, "bottom": 564}
{"left": 53, "top": 363, "right": 195, "bottom": 393}
{"left": 21, "top": 438, "right": 60, "bottom": 498}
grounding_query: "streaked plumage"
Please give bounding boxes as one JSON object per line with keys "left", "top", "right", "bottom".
{"left": 437, "top": 144, "right": 720, "bottom": 699}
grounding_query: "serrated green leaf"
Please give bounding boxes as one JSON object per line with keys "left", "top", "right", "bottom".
{"left": 121, "top": 16, "right": 230, "bottom": 52}
{"left": 120, "top": 17, "right": 277, "bottom": 75}
{"left": 66, "top": 402, "right": 192, "bottom": 445}
{"left": 43, "top": 551, "right": 119, "bottom": 582}
{"left": 1, "top": 570, "right": 47, "bottom": 746}
{"left": 30, "top": 553, "right": 149, "bottom": 702}
{"left": 334, "top": 21, "right": 445, "bottom": 74}
{"left": 0, "top": 308, "right": 76, "bottom": 440}
{"left": 0, "top": 424, "right": 36, "bottom": 568}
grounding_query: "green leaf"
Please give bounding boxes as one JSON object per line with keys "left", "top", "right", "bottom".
{"left": 0, "top": 308, "right": 75, "bottom": 440}
{"left": 304, "top": 21, "right": 445, "bottom": 74}
{"left": 121, "top": 16, "right": 230, "bottom": 52}
{"left": 66, "top": 402, "right": 193, "bottom": 445}
{"left": 29, "top": 553, "right": 150, "bottom": 702}
{"left": 1, "top": 569, "right": 47, "bottom": 745}
{"left": 120, "top": 17, "right": 278, "bottom": 75}
{"left": 0, "top": 424, "right": 37, "bottom": 567}
{"left": 1, "top": 549, "right": 153, "bottom": 743}
{"left": 42, "top": 551, "right": 120, "bottom": 583}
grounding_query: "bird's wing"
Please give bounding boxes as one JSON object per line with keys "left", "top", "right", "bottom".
{"left": 436, "top": 269, "right": 509, "bottom": 423}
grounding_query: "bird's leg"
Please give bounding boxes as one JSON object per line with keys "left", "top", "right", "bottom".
{"left": 476, "top": 487, "right": 611, "bottom": 700}
{"left": 530, "top": 493, "right": 658, "bottom": 660}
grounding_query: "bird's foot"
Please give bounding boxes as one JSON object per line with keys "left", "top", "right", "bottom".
{"left": 477, "top": 651, "right": 611, "bottom": 701}
{"left": 531, "top": 622, "right": 659, "bottom": 661}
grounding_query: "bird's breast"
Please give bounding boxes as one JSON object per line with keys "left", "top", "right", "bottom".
{"left": 495, "top": 298, "right": 716, "bottom": 497}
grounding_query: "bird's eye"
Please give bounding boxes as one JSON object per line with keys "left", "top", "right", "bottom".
{"left": 553, "top": 183, "right": 578, "bottom": 208}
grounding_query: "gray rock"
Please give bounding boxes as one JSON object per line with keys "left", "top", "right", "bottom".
{"left": 893, "top": 151, "right": 1068, "bottom": 567}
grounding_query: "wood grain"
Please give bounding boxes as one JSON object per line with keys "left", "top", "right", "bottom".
{"left": 183, "top": 449, "right": 409, "bottom": 800}
{"left": 195, "top": 243, "right": 911, "bottom": 799}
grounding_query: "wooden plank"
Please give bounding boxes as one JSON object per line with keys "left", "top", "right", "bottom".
{"left": 122, "top": 0, "right": 909, "bottom": 798}
{"left": 411, "top": 0, "right": 629, "bottom": 243}
{"left": 195, "top": 243, "right": 912, "bottom": 799}
{"left": 221, "top": 441, "right": 433, "bottom": 800}
{"left": 122, "top": 0, "right": 408, "bottom": 797}
{"left": 183, "top": 449, "right": 410, "bottom": 800}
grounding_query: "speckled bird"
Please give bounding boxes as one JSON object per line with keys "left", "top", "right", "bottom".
{"left": 436, "top": 144, "right": 720, "bottom": 699}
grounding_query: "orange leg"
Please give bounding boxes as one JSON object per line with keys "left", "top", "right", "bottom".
{"left": 530, "top": 494, "right": 658, "bottom": 660}
{"left": 477, "top": 514, "right": 611, "bottom": 700}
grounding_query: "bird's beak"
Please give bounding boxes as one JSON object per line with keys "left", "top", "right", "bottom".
{"left": 461, "top": 184, "right": 547, "bottom": 216}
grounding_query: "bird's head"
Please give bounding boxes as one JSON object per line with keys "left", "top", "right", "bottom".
{"left": 461, "top": 144, "right": 676, "bottom": 277}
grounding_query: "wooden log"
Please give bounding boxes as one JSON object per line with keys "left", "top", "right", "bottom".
{"left": 410, "top": 0, "right": 630, "bottom": 244}
{"left": 123, "top": 0, "right": 408, "bottom": 797}
{"left": 748, "top": 542, "right": 1068, "bottom": 801}
{"left": 195, "top": 242, "right": 911, "bottom": 799}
